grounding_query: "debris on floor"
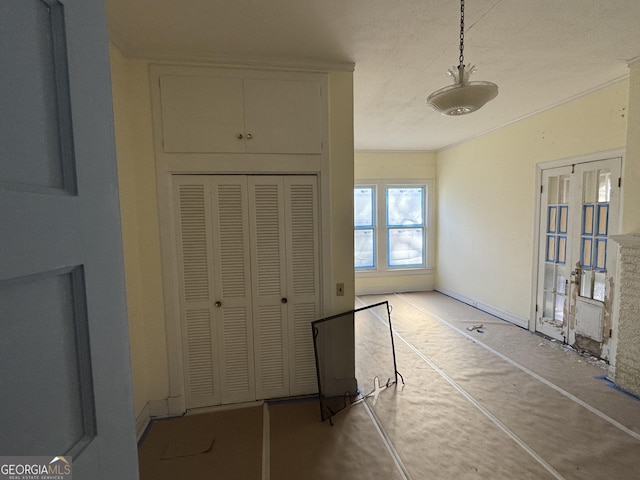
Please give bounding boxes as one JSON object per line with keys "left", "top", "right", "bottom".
{"left": 466, "top": 324, "right": 484, "bottom": 332}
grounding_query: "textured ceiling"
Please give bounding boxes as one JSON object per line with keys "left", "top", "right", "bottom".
{"left": 106, "top": 0, "right": 640, "bottom": 151}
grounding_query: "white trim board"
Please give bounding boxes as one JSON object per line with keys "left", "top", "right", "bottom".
{"left": 135, "top": 399, "right": 170, "bottom": 441}
{"left": 435, "top": 287, "right": 529, "bottom": 329}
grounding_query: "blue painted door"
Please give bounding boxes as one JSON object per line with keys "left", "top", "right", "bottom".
{"left": 0, "top": 0, "right": 138, "bottom": 477}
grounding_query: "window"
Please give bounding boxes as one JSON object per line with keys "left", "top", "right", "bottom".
{"left": 354, "top": 181, "right": 431, "bottom": 272}
{"left": 354, "top": 186, "right": 375, "bottom": 268}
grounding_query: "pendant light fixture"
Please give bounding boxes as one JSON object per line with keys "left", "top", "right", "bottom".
{"left": 426, "top": 0, "right": 498, "bottom": 115}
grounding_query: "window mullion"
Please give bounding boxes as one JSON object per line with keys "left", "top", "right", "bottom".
{"left": 378, "top": 184, "right": 386, "bottom": 271}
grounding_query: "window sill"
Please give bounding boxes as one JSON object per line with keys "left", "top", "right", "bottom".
{"left": 355, "top": 267, "right": 433, "bottom": 278}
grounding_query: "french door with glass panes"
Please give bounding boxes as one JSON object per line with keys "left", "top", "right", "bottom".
{"left": 536, "top": 158, "right": 621, "bottom": 359}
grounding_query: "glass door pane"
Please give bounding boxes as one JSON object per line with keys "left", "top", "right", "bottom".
{"left": 578, "top": 168, "right": 610, "bottom": 300}
{"left": 541, "top": 173, "right": 570, "bottom": 326}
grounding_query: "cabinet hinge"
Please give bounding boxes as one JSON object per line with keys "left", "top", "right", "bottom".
{"left": 540, "top": 185, "right": 543, "bottom": 194}
{"left": 535, "top": 304, "right": 538, "bottom": 312}
{"left": 609, "top": 328, "right": 613, "bottom": 338}
{"left": 618, "top": 177, "right": 622, "bottom": 188}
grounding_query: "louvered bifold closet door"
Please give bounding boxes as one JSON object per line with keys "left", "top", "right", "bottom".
{"left": 211, "top": 176, "right": 256, "bottom": 404}
{"left": 173, "top": 176, "right": 220, "bottom": 408}
{"left": 248, "top": 177, "right": 289, "bottom": 399}
{"left": 284, "top": 176, "right": 321, "bottom": 395}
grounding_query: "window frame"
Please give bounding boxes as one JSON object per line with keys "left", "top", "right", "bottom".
{"left": 354, "top": 185, "right": 377, "bottom": 269}
{"left": 354, "top": 179, "right": 433, "bottom": 276}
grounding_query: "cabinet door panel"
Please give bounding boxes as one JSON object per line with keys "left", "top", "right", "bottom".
{"left": 244, "top": 79, "right": 323, "bottom": 154}
{"left": 160, "top": 75, "right": 245, "bottom": 153}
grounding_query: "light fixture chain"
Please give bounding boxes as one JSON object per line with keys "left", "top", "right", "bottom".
{"left": 426, "top": 0, "right": 497, "bottom": 115}
{"left": 459, "top": 0, "right": 465, "bottom": 69}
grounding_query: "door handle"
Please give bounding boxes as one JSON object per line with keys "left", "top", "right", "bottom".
{"left": 215, "top": 301, "right": 222, "bottom": 307}
{"left": 570, "top": 268, "right": 581, "bottom": 286}
{"left": 281, "top": 298, "right": 288, "bottom": 304}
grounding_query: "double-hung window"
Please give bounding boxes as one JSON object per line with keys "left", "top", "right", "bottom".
{"left": 354, "top": 181, "right": 430, "bottom": 272}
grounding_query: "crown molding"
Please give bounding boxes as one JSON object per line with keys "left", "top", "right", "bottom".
{"left": 108, "top": 28, "right": 354, "bottom": 73}
{"left": 628, "top": 56, "right": 640, "bottom": 68}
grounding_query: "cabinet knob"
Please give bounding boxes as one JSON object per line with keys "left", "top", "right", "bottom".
{"left": 246, "top": 133, "right": 253, "bottom": 140}
{"left": 281, "top": 298, "right": 288, "bottom": 304}
{"left": 237, "top": 133, "right": 243, "bottom": 139}
{"left": 215, "top": 301, "right": 222, "bottom": 307}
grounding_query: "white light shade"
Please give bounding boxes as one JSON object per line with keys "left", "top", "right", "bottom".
{"left": 427, "top": 80, "right": 498, "bottom": 116}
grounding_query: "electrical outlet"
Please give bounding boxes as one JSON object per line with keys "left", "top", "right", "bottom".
{"left": 336, "top": 283, "right": 344, "bottom": 296}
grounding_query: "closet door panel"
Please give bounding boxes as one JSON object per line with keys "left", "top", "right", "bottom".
{"left": 174, "top": 175, "right": 321, "bottom": 407}
{"left": 173, "top": 177, "right": 220, "bottom": 408}
{"left": 249, "top": 177, "right": 289, "bottom": 399}
{"left": 284, "top": 177, "right": 321, "bottom": 395}
{"left": 211, "top": 177, "right": 255, "bottom": 404}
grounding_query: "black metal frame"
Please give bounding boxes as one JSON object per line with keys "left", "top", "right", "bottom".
{"left": 311, "top": 300, "right": 403, "bottom": 423}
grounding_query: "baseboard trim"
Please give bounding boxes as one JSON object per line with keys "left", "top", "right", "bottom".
{"left": 135, "top": 398, "right": 171, "bottom": 441}
{"left": 436, "top": 287, "right": 529, "bottom": 329}
{"left": 186, "top": 400, "right": 264, "bottom": 416}
{"left": 356, "top": 284, "right": 435, "bottom": 296}
{"left": 135, "top": 404, "right": 151, "bottom": 441}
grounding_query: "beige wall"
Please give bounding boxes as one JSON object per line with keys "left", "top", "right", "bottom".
{"left": 436, "top": 80, "right": 629, "bottom": 321}
{"left": 355, "top": 151, "right": 437, "bottom": 294}
{"left": 623, "top": 63, "right": 640, "bottom": 234}
{"left": 110, "top": 45, "right": 169, "bottom": 419}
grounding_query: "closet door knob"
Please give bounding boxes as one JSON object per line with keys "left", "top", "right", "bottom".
{"left": 215, "top": 301, "right": 222, "bottom": 307}
{"left": 237, "top": 133, "right": 243, "bottom": 139}
{"left": 246, "top": 133, "right": 253, "bottom": 140}
{"left": 281, "top": 298, "right": 288, "bottom": 304}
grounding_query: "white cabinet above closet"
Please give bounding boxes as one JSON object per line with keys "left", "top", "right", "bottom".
{"left": 159, "top": 72, "right": 324, "bottom": 155}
